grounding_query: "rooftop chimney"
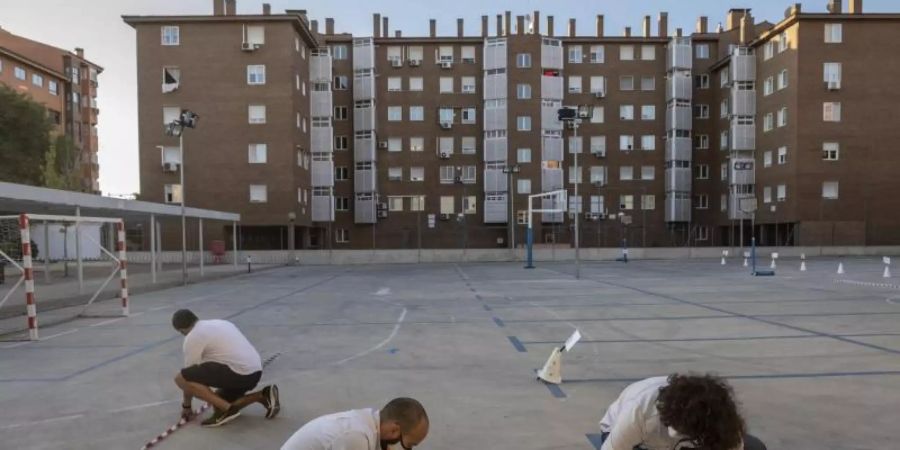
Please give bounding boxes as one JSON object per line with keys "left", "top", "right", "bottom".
{"left": 382, "top": 17, "right": 388, "bottom": 38}
{"left": 505, "top": 11, "right": 512, "bottom": 36}
{"left": 262, "top": 3, "right": 270, "bottom": 15}
{"left": 676, "top": 28, "right": 683, "bottom": 37}
{"left": 624, "top": 26, "right": 631, "bottom": 37}
{"left": 326, "top": 18, "right": 334, "bottom": 35}
{"left": 430, "top": 19, "right": 436, "bottom": 37}
{"left": 697, "top": 16, "right": 708, "bottom": 34}
{"left": 224, "top": 0, "right": 235, "bottom": 16}
{"left": 785, "top": 3, "right": 802, "bottom": 18}
{"left": 496, "top": 15, "right": 502, "bottom": 36}
{"left": 726, "top": 9, "right": 751, "bottom": 30}
{"left": 740, "top": 13, "right": 753, "bottom": 44}
{"left": 547, "top": 15, "right": 554, "bottom": 37}
{"left": 75, "top": 47, "right": 84, "bottom": 58}
{"left": 482, "top": 15, "right": 488, "bottom": 37}
{"left": 310, "top": 19, "right": 318, "bottom": 33}
{"left": 458, "top": 18, "right": 464, "bottom": 37}
{"left": 658, "top": 12, "right": 668, "bottom": 37}
{"left": 517, "top": 16, "right": 525, "bottom": 35}
{"left": 213, "top": 0, "right": 224, "bottom": 16}
{"left": 849, "top": 0, "right": 862, "bottom": 14}
{"left": 642, "top": 16, "right": 651, "bottom": 37}
{"left": 373, "top": 14, "right": 381, "bottom": 37}
{"left": 395, "top": 30, "right": 402, "bottom": 38}
{"left": 827, "top": 0, "right": 843, "bottom": 14}
{"left": 716, "top": 22, "right": 724, "bottom": 33}
{"left": 533, "top": 11, "right": 540, "bottom": 34}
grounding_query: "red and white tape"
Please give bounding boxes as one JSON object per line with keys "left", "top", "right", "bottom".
{"left": 140, "top": 403, "right": 210, "bottom": 449}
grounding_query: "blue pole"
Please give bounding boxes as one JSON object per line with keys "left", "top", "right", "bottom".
{"left": 525, "top": 226, "right": 534, "bottom": 269}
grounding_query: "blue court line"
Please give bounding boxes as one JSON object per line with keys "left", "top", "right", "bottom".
{"left": 493, "top": 317, "right": 505, "bottom": 327}
{"left": 520, "top": 332, "right": 900, "bottom": 345}
{"left": 507, "top": 336, "right": 527, "bottom": 352}
{"left": 474, "top": 294, "right": 483, "bottom": 301}
{"left": 563, "top": 370, "right": 900, "bottom": 384}
{"left": 586, "top": 434, "right": 604, "bottom": 449}
{"left": 544, "top": 383, "right": 567, "bottom": 398}
{"left": 483, "top": 304, "right": 492, "bottom": 311}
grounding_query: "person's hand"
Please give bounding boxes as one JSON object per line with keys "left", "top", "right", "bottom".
{"left": 181, "top": 405, "right": 194, "bottom": 420}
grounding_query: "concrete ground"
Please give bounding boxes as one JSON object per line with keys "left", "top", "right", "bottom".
{"left": 0, "top": 256, "right": 898, "bottom": 449}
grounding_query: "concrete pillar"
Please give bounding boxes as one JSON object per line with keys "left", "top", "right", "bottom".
{"left": 658, "top": 12, "right": 668, "bottom": 37}
{"left": 533, "top": 11, "right": 540, "bottom": 34}
{"left": 517, "top": 16, "right": 525, "bottom": 35}
{"left": 373, "top": 13, "right": 381, "bottom": 37}
{"left": 481, "top": 15, "right": 488, "bottom": 37}
{"left": 568, "top": 18, "right": 576, "bottom": 37}
{"left": 676, "top": 28, "right": 683, "bottom": 37}
{"left": 325, "top": 18, "right": 334, "bottom": 35}
{"left": 43, "top": 220, "right": 50, "bottom": 283}
{"left": 156, "top": 220, "right": 162, "bottom": 273}
{"left": 458, "top": 18, "right": 464, "bottom": 37}
{"left": 547, "top": 16, "right": 554, "bottom": 37}
{"left": 596, "top": 15, "right": 604, "bottom": 37}
{"left": 430, "top": 19, "right": 436, "bottom": 37}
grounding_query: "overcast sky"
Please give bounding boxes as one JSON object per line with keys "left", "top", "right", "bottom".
{"left": 1, "top": 0, "right": 895, "bottom": 196}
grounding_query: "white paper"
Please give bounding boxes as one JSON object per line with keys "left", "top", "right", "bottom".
{"left": 563, "top": 329, "right": 582, "bottom": 352}
{"left": 884, "top": 256, "right": 891, "bottom": 265}
{"left": 772, "top": 252, "right": 779, "bottom": 259}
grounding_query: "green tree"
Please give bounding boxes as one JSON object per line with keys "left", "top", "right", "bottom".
{"left": 0, "top": 84, "right": 53, "bottom": 186}
{"left": 43, "top": 134, "right": 79, "bottom": 190}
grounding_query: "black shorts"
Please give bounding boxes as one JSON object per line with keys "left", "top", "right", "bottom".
{"left": 181, "top": 362, "right": 262, "bottom": 402}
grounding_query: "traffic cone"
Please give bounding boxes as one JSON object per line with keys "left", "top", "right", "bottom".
{"left": 721, "top": 255, "right": 727, "bottom": 265}
{"left": 800, "top": 254, "right": 807, "bottom": 272}
{"left": 884, "top": 265, "right": 891, "bottom": 278}
{"left": 743, "top": 256, "right": 748, "bottom": 267}
{"left": 536, "top": 347, "right": 563, "bottom": 385}
{"left": 770, "top": 257, "right": 777, "bottom": 269}
{"left": 837, "top": 262, "right": 845, "bottom": 275}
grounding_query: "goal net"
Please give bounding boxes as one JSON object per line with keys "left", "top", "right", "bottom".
{"left": 0, "top": 214, "right": 129, "bottom": 341}
{"left": 523, "top": 190, "right": 567, "bottom": 268}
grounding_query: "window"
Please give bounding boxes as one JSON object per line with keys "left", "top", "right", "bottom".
{"left": 439, "top": 137, "right": 454, "bottom": 155}
{"left": 335, "top": 229, "right": 349, "bottom": 243}
{"left": 822, "top": 181, "right": 839, "bottom": 199}
{"left": 619, "top": 76, "right": 634, "bottom": 91}
{"left": 161, "top": 26, "right": 179, "bottom": 45}
{"left": 720, "top": 69, "right": 729, "bottom": 88}
{"left": 164, "top": 184, "right": 183, "bottom": 203}
{"left": 568, "top": 76, "right": 582, "bottom": 94}
{"left": 695, "top": 134, "right": 709, "bottom": 150}
{"left": 48, "top": 80, "right": 58, "bottom": 95}
{"left": 590, "top": 76, "right": 606, "bottom": 95}
{"left": 248, "top": 144, "right": 267, "bottom": 163}
{"left": 777, "top": 70, "right": 788, "bottom": 90}
{"left": 387, "top": 46, "right": 403, "bottom": 64}
{"left": 408, "top": 46, "right": 423, "bottom": 62}
{"left": 777, "top": 107, "right": 787, "bottom": 127}
{"left": 641, "top": 166, "right": 655, "bottom": 180}
{"left": 640, "top": 76, "right": 655, "bottom": 91}
{"left": 14, "top": 66, "right": 25, "bottom": 80}
{"left": 696, "top": 164, "right": 710, "bottom": 179}
{"left": 517, "top": 179, "right": 531, "bottom": 194}
{"left": 31, "top": 73, "right": 43, "bottom": 87}
{"left": 438, "top": 45, "right": 454, "bottom": 63}
{"left": 777, "top": 184, "right": 787, "bottom": 202}
{"left": 720, "top": 131, "right": 729, "bottom": 150}
{"left": 388, "top": 168, "right": 403, "bottom": 182}
{"left": 245, "top": 25, "right": 265, "bottom": 45}
{"left": 387, "top": 77, "right": 402, "bottom": 91}
{"left": 331, "top": 45, "right": 347, "bottom": 60}
{"left": 763, "top": 113, "right": 774, "bottom": 132}
{"left": 334, "top": 106, "right": 348, "bottom": 121}
{"left": 695, "top": 74, "right": 709, "bottom": 89}
{"left": 763, "top": 186, "right": 773, "bottom": 204}
{"left": 461, "top": 166, "right": 477, "bottom": 184}
{"left": 335, "top": 136, "right": 348, "bottom": 150}
{"left": 388, "top": 137, "right": 402, "bottom": 152}
{"left": 778, "top": 32, "right": 789, "bottom": 53}
{"left": 248, "top": 105, "right": 266, "bottom": 124}
{"left": 409, "top": 77, "right": 424, "bottom": 91}
{"left": 620, "top": 105, "right": 634, "bottom": 121}
{"left": 696, "top": 226, "right": 709, "bottom": 242}
{"left": 568, "top": 136, "right": 583, "bottom": 154}
{"left": 590, "top": 106, "right": 605, "bottom": 124}
{"left": 641, "top": 45, "right": 655, "bottom": 61}
{"left": 721, "top": 163, "right": 728, "bottom": 180}
{"left": 825, "top": 23, "right": 842, "bottom": 43}
{"left": 636, "top": 135, "right": 653, "bottom": 151}
{"left": 408, "top": 195, "right": 425, "bottom": 211}
{"left": 440, "top": 77, "right": 454, "bottom": 93}
{"left": 409, "top": 106, "right": 424, "bottom": 121}
{"left": 335, "top": 197, "right": 350, "bottom": 211}
{"left": 516, "top": 53, "right": 532, "bottom": 68}
{"left": 568, "top": 45, "right": 583, "bottom": 63}
{"left": 249, "top": 185, "right": 267, "bottom": 203}
{"left": 641, "top": 195, "right": 656, "bottom": 210}
{"left": 462, "top": 46, "right": 476, "bottom": 63}
{"left": 695, "top": 44, "right": 710, "bottom": 59}
{"left": 517, "top": 84, "right": 532, "bottom": 99}
{"left": 462, "top": 76, "right": 476, "bottom": 93}
{"left": 763, "top": 77, "right": 774, "bottom": 96}
{"left": 461, "top": 108, "right": 476, "bottom": 124}
{"left": 335, "top": 167, "right": 349, "bottom": 180}
{"left": 163, "top": 106, "right": 181, "bottom": 125}
{"left": 517, "top": 116, "right": 531, "bottom": 131}
{"left": 591, "top": 137, "right": 607, "bottom": 156}
{"left": 440, "top": 196, "right": 455, "bottom": 214}
{"left": 334, "top": 76, "right": 349, "bottom": 90}
{"left": 463, "top": 196, "right": 477, "bottom": 214}
{"left": 823, "top": 142, "right": 840, "bottom": 161}
{"left": 764, "top": 151, "right": 773, "bottom": 167}
{"left": 619, "top": 45, "right": 634, "bottom": 61}
{"left": 777, "top": 146, "right": 787, "bottom": 165}
{"left": 824, "top": 63, "right": 842, "bottom": 86}
{"left": 568, "top": 196, "right": 583, "bottom": 214}
{"left": 823, "top": 102, "right": 841, "bottom": 122}
{"left": 461, "top": 137, "right": 476, "bottom": 154}
{"left": 568, "top": 166, "right": 582, "bottom": 184}
{"left": 620, "top": 135, "right": 634, "bottom": 151}
{"left": 620, "top": 166, "right": 634, "bottom": 181}
{"left": 695, "top": 194, "right": 709, "bottom": 209}
{"left": 410, "top": 167, "right": 425, "bottom": 181}
{"left": 620, "top": 195, "right": 634, "bottom": 210}
{"left": 162, "top": 66, "right": 181, "bottom": 93}
{"left": 590, "top": 45, "right": 605, "bottom": 63}
{"left": 694, "top": 104, "right": 709, "bottom": 119}
{"left": 640, "top": 105, "right": 655, "bottom": 121}
{"left": 410, "top": 137, "right": 425, "bottom": 152}
{"left": 517, "top": 148, "right": 531, "bottom": 163}
{"left": 764, "top": 41, "right": 774, "bottom": 60}
{"left": 161, "top": 146, "right": 181, "bottom": 164}
{"left": 590, "top": 166, "right": 607, "bottom": 185}
{"left": 387, "top": 106, "right": 402, "bottom": 121}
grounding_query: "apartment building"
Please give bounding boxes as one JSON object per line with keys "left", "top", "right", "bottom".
{"left": 126, "top": 0, "right": 900, "bottom": 250}
{"left": 0, "top": 27, "right": 102, "bottom": 193}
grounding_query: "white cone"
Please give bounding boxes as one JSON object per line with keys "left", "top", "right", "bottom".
{"left": 537, "top": 347, "right": 563, "bottom": 384}
{"left": 721, "top": 256, "right": 727, "bottom": 265}
{"left": 800, "top": 261, "right": 807, "bottom": 272}
{"left": 743, "top": 258, "right": 748, "bottom": 267}
{"left": 837, "top": 263, "right": 845, "bottom": 275}
{"left": 884, "top": 266, "right": 891, "bottom": 278}
{"left": 770, "top": 258, "right": 777, "bottom": 269}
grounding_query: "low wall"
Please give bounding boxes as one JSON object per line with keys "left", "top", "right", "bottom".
{"left": 125, "top": 245, "right": 900, "bottom": 266}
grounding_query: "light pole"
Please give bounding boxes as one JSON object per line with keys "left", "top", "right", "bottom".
{"left": 503, "top": 165, "right": 520, "bottom": 253}
{"left": 288, "top": 212, "right": 296, "bottom": 265}
{"left": 165, "top": 109, "right": 199, "bottom": 286}
{"left": 558, "top": 106, "right": 592, "bottom": 279}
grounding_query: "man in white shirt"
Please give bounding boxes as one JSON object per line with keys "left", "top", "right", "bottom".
{"left": 598, "top": 373, "right": 766, "bottom": 450}
{"left": 172, "top": 309, "right": 280, "bottom": 427}
{"left": 281, "top": 397, "right": 429, "bottom": 450}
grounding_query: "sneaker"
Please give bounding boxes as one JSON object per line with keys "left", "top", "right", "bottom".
{"left": 201, "top": 406, "right": 241, "bottom": 427}
{"left": 262, "top": 385, "right": 280, "bottom": 419}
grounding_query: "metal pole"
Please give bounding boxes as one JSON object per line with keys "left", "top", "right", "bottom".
{"left": 510, "top": 174, "right": 516, "bottom": 254}
{"left": 232, "top": 221, "right": 238, "bottom": 268}
{"left": 180, "top": 133, "right": 187, "bottom": 286}
{"left": 150, "top": 214, "right": 157, "bottom": 283}
{"left": 641, "top": 187, "right": 647, "bottom": 248}
{"left": 525, "top": 198, "right": 534, "bottom": 269}
{"left": 75, "top": 206, "right": 83, "bottom": 294}
{"left": 574, "top": 120, "right": 580, "bottom": 279}
{"left": 740, "top": 216, "right": 744, "bottom": 250}
{"left": 417, "top": 208, "right": 422, "bottom": 263}
{"left": 198, "top": 218, "right": 204, "bottom": 276}
{"left": 43, "top": 220, "right": 50, "bottom": 283}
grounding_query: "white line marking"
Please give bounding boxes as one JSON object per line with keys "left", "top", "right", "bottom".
{"left": 40, "top": 329, "right": 79, "bottom": 341}
{"left": 148, "top": 305, "right": 171, "bottom": 311}
{"left": 1, "top": 341, "right": 32, "bottom": 349}
{"left": 335, "top": 308, "right": 407, "bottom": 365}
{"left": 374, "top": 287, "right": 391, "bottom": 296}
{"left": 0, "top": 413, "right": 84, "bottom": 430}
{"left": 887, "top": 297, "right": 900, "bottom": 305}
{"left": 89, "top": 317, "right": 125, "bottom": 327}
{"left": 109, "top": 399, "right": 178, "bottom": 413}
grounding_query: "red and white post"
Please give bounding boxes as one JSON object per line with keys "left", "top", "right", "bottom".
{"left": 116, "top": 221, "right": 129, "bottom": 316}
{"left": 19, "top": 214, "right": 38, "bottom": 340}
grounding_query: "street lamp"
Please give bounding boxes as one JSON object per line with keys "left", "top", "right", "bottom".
{"left": 502, "top": 164, "right": 520, "bottom": 252}
{"left": 164, "top": 109, "right": 199, "bottom": 286}
{"left": 558, "top": 105, "right": 592, "bottom": 279}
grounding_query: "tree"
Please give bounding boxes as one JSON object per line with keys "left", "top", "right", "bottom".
{"left": 43, "top": 134, "right": 80, "bottom": 190}
{"left": 0, "top": 85, "right": 53, "bottom": 186}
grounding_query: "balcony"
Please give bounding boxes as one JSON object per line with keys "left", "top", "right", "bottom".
{"left": 729, "top": 158, "right": 755, "bottom": 185}
{"left": 353, "top": 73, "right": 375, "bottom": 101}
{"left": 542, "top": 137, "right": 563, "bottom": 161}
{"left": 730, "top": 122, "right": 755, "bottom": 150}
{"left": 665, "top": 103, "right": 692, "bottom": 132}
{"left": 483, "top": 38, "right": 507, "bottom": 71}
{"left": 541, "top": 74, "right": 563, "bottom": 100}
{"left": 311, "top": 160, "right": 334, "bottom": 187}
{"left": 484, "top": 195, "right": 508, "bottom": 224}
{"left": 483, "top": 137, "right": 508, "bottom": 162}
{"left": 665, "top": 195, "right": 691, "bottom": 222}
{"left": 311, "top": 90, "right": 333, "bottom": 117}
{"left": 311, "top": 195, "right": 335, "bottom": 222}
{"left": 483, "top": 105, "right": 507, "bottom": 131}
{"left": 353, "top": 103, "right": 375, "bottom": 131}
{"left": 311, "top": 125, "right": 333, "bottom": 153}
{"left": 665, "top": 167, "right": 691, "bottom": 192}
{"left": 728, "top": 193, "right": 755, "bottom": 220}
{"left": 484, "top": 169, "right": 508, "bottom": 193}
{"left": 483, "top": 73, "right": 507, "bottom": 100}
{"left": 352, "top": 38, "right": 374, "bottom": 69}
{"left": 355, "top": 194, "right": 376, "bottom": 224}
{"left": 354, "top": 167, "right": 376, "bottom": 193}
{"left": 665, "top": 137, "right": 692, "bottom": 162}
{"left": 730, "top": 89, "right": 755, "bottom": 116}
{"left": 667, "top": 37, "right": 692, "bottom": 70}
{"left": 730, "top": 49, "right": 755, "bottom": 82}
{"left": 354, "top": 136, "right": 376, "bottom": 162}
{"left": 540, "top": 39, "right": 563, "bottom": 70}
{"left": 310, "top": 53, "right": 333, "bottom": 82}
{"left": 666, "top": 73, "right": 692, "bottom": 102}
{"left": 541, "top": 101, "right": 563, "bottom": 130}
{"left": 541, "top": 198, "right": 563, "bottom": 223}
{"left": 541, "top": 168, "right": 563, "bottom": 191}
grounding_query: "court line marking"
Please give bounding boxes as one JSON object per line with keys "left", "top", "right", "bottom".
{"left": 507, "top": 336, "right": 527, "bottom": 352}
{"left": 0, "top": 413, "right": 85, "bottom": 430}
{"left": 335, "top": 308, "right": 407, "bottom": 365}
{"left": 520, "top": 332, "right": 900, "bottom": 345}
{"left": 565, "top": 370, "right": 900, "bottom": 384}
{"left": 109, "top": 399, "right": 178, "bottom": 413}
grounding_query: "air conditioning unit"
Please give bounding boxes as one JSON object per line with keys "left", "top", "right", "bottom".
{"left": 826, "top": 81, "right": 841, "bottom": 90}
{"left": 593, "top": 91, "right": 605, "bottom": 98}
{"left": 584, "top": 212, "right": 595, "bottom": 220}
{"left": 439, "top": 152, "right": 450, "bottom": 159}
{"left": 390, "top": 58, "right": 403, "bottom": 68}
{"left": 377, "top": 210, "right": 389, "bottom": 218}
{"left": 592, "top": 180, "right": 605, "bottom": 187}
{"left": 378, "top": 141, "right": 389, "bottom": 149}
{"left": 241, "top": 42, "right": 255, "bottom": 52}
{"left": 463, "top": 58, "right": 476, "bottom": 64}
{"left": 162, "top": 162, "right": 179, "bottom": 172}
{"left": 377, "top": 202, "right": 388, "bottom": 211}
{"left": 627, "top": 145, "right": 633, "bottom": 151}
{"left": 440, "top": 213, "right": 451, "bottom": 221}
{"left": 567, "top": 122, "right": 576, "bottom": 130}
{"left": 454, "top": 176, "right": 462, "bottom": 183}
{"left": 408, "top": 59, "right": 421, "bottom": 67}
{"left": 440, "top": 122, "right": 453, "bottom": 130}
{"left": 440, "top": 61, "right": 453, "bottom": 69}
{"left": 592, "top": 150, "right": 606, "bottom": 158}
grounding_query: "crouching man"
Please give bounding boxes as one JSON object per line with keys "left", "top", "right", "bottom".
{"left": 599, "top": 373, "right": 767, "bottom": 450}
{"left": 172, "top": 309, "right": 280, "bottom": 427}
{"left": 281, "top": 397, "right": 428, "bottom": 450}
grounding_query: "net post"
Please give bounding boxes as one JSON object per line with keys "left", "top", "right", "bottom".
{"left": 117, "top": 220, "right": 129, "bottom": 316}
{"left": 19, "top": 214, "right": 38, "bottom": 340}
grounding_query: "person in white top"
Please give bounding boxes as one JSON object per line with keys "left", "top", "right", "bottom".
{"left": 172, "top": 309, "right": 280, "bottom": 427}
{"left": 281, "top": 397, "right": 429, "bottom": 450}
{"left": 598, "top": 374, "right": 767, "bottom": 450}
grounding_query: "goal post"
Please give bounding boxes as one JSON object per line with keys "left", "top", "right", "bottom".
{"left": 524, "top": 190, "right": 567, "bottom": 269}
{"left": 0, "top": 213, "right": 129, "bottom": 340}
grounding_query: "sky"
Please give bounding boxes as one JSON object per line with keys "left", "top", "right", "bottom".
{"left": 1, "top": 0, "right": 895, "bottom": 196}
